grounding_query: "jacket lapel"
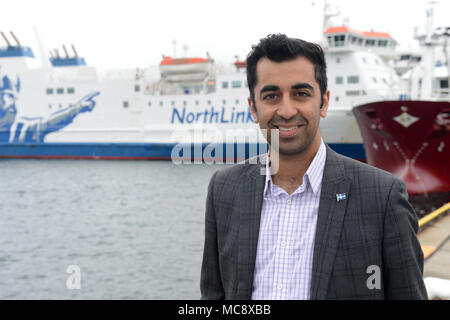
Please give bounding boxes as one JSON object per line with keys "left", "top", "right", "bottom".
{"left": 310, "top": 146, "right": 351, "bottom": 299}
{"left": 236, "top": 157, "right": 266, "bottom": 299}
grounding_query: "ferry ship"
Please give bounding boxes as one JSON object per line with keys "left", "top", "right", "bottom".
{"left": 0, "top": 4, "right": 404, "bottom": 161}
{"left": 352, "top": 5, "right": 450, "bottom": 212}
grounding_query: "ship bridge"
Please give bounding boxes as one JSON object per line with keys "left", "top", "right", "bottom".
{"left": 324, "top": 26, "right": 398, "bottom": 61}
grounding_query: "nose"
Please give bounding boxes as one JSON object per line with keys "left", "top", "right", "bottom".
{"left": 276, "top": 95, "right": 298, "bottom": 120}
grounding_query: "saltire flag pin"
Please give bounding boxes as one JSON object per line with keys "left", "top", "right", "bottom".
{"left": 336, "top": 193, "right": 347, "bottom": 202}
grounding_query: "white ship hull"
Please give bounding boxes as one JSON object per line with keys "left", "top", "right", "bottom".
{"left": 0, "top": 46, "right": 368, "bottom": 161}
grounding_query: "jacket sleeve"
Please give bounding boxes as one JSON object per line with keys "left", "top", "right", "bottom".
{"left": 382, "top": 178, "right": 428, "bottom": 299}
{"left": 200, "top": 171, "right": 225, "bottom": 299}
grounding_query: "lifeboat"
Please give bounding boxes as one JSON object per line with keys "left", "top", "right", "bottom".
{"left": 234, "top": 56, "right": 246, "bottom": 70}
{"left": 159, "top": 56, "right": 211, "bottom": 76}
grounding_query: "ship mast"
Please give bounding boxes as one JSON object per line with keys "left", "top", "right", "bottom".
{"left": 445, "top": 34, "right": 450, "bottom": 101}
{"left": 421, "top": 1, "right": 437, "bottom": 99}
{"left": 320, "top": 0, "right": 340, "bottom": 47}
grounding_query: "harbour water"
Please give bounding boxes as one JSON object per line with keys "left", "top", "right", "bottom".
{"left": 0, "top": 159, "right": 227, "bottom": 299}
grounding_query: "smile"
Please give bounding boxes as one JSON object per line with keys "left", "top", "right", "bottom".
{"left": 273, "top": 125, "right": 302, "bottom": 138}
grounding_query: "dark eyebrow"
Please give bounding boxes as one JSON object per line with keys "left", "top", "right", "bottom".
{"left": 291, "top": 83, "right": 314, "bottom": 91}
{"left": 259, "top": 85, "right": 280, "bottom": 96}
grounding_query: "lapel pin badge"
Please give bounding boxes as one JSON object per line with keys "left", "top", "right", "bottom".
{"left": 336, "top": 193, "right": 347, "bottom": 202}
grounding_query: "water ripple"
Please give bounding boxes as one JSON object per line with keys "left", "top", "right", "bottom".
{"left": 0, "top": 160, "right": 221, "bottom": 299}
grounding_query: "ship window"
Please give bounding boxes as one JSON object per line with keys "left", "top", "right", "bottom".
{"left": 123, "top": 101, "right": 129, "bottom": 108}
{"left": 160, "top": 101, "right": 163, "bottom": 107}
{"left": 222, "top": 81, "right": 229, "bottom": 89}
{"left": 195, "top": 100, "right": 199, "bottom": 106}
{"left": 375, "top": 59, "right": 380, "bottom": 65}
{"left": 49, "top": 104, "right": 52, "bottom": 109}
{"left": 440, "top": 79, "right": 449, "bottom": 89}
{"left": 382, "top": 78, "right": 388, "bottom": 84}
{"left": 183, "top": 101, "right": 187, "bottom": 106}
{"left": 59, "top": 104, "right": 62, "bottom": 109}
{"left": 135, "top": 84, "right": 140, "bottom": 92}
{"left": 327, "top": 36, "right": 333, "bottom": 47}
{"left": 336, "top": 57, "right": 341, "bottom": 63}
{"left": 208, "top": 100, "right": 211, "bottom": 105}
{"left": 350, "top": 36, "right": 357, "bottom": 44}
{"left": 67, "top": 88, "right": 75, "bottom": 94}
{"left": 57, "top": 88, "right": 64, "bottom": 94}
{"left": 232, "top": 80, "right": 242, "bottom": 88}
{"left": 336, "top": 76, "right": 343, "bottom": 85}
{"left": 378, "top": 40, "right": 388, "bottom": 47}
{"left": 171, "top": 101, "right": 175, "bottom": 106}
{"left": 245, "top": 81, "right": 248, "bottom": 88}
{"left": 222, "top": 99, "right": 226, "bottom": 105}
{"left": 372, "top": 77, "right": 377, "bottom": 83}
{"left": 347, "top": 75, "right": 359, "bottom": 84}
{"left": 46, "top": 88, "right": 53, "bottom": 95}
{"left": 148, "top": 102, "right": 152, "bottom": 107}
{"left": 235, "top": 99, "right": 239, "bottom": 105}
{"left": 400, "top": 55, "right": 410, "bottom": 61}
{"left": 358, "top": 38, "right": 363, "bottom": 45}
{"left": 335, "top": 96, "right": 340, "bottom": 102}
{"left": 346, "top": 90, "right": 360, "bottom": 96}
{"left": 362, "top": 57, "right": 367, "bottom": 64}
{"left": 365, "top": 39, "right": 376, "bottom": 47}
{"left": 334, "top": 34, "right": 345, "bottom": 47}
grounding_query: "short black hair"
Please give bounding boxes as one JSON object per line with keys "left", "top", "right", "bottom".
{"left": 246, "top": 34, "right": 327, "bottom": 107}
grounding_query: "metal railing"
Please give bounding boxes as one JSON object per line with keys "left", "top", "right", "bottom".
{"left": 419, "top": 202, "right": 450, "bottom": 228}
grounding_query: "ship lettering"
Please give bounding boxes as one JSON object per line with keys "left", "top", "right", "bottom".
{"left": 220, "top": 107, "right": 229, "bottom": 123}
{"left": 170, "top": 107, "right": 253, "bottom": 124}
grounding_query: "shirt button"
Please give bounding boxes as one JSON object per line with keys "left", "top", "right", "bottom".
{"left": 277, "top": 284, "right": 283, "bottom": 290}
{"left": 281, "top": 241, "right": 286, "bottom": 247}
{"left": 286, "top": 198, "right": 292, "bottom": 205}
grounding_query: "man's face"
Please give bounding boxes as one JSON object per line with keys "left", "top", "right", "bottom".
{"left": 248, "top": 56, "right": 329, "bottom": 155}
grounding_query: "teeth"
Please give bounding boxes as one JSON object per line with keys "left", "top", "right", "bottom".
{"left": 278, "top": 126, "right": 298, "bottom": 132}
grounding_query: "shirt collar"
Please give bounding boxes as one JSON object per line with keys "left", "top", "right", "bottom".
{"left": 263, "top": 139, "right": 326, "bottom": 197}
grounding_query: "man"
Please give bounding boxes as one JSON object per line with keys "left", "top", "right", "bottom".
{"left": 0, "top": 68, "right": 99, "bottom": 143}
{"left": 200, "top": 34, "right": 427, "bottom": 300}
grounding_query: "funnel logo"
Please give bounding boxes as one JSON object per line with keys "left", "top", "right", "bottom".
{"left": 0, "top": 66, "right": 100, "bottom": 143}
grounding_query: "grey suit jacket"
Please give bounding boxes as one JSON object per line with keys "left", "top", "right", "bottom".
{"left": 200, "top": 145, "right": 427, "bottom": 300}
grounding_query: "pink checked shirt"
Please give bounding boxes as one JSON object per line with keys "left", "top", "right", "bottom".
{"left": 251, "top": 140, "right": 326, "bottom": 300}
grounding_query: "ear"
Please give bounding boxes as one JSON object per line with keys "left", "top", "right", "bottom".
{"left": 320, "top": 90, "right": 330, "bottom": 118}
{"left": 248, "top": 97, "right": 259, "bottom": 123}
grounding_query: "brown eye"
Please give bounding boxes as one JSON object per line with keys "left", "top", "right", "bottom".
{"left": 295, "top": 91, "right": 309, "bottom": 97}
{"left": 263, "top": 93, "right": 277, "bottom": 101}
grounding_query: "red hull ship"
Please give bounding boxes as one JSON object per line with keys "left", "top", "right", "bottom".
{"left": 353, "top": 101, "right": 450, "bottom": 214}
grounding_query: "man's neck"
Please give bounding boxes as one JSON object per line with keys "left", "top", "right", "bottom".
{"left": 269, "top": 137, "right": 322, "bottom": 195}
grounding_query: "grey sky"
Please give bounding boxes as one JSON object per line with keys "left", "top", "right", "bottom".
{"left": 1, "top": 0, "right": 449, "bottom": 69}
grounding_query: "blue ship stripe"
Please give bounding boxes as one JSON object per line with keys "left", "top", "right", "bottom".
{"left": 0, "top": 142, "right": 366, "bottom": 160}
